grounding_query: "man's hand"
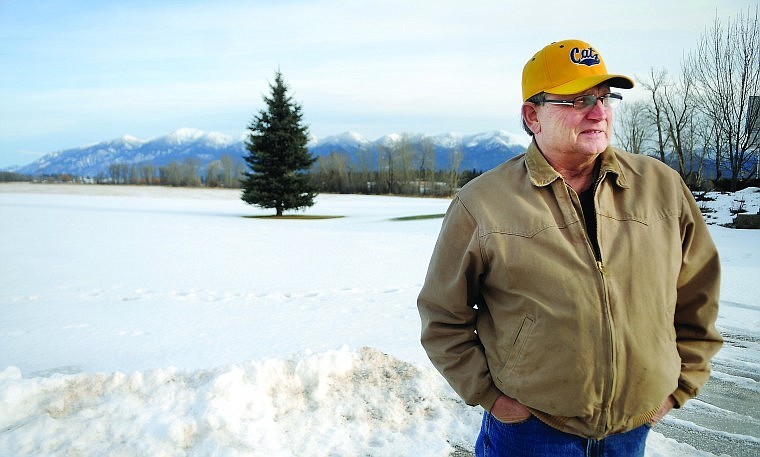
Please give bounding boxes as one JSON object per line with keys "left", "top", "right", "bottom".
{"left": 490, "top": 395, "right": 532, "bottom": 424}
{"left": 650, "top": 395, "right": 676, "bottom": 426}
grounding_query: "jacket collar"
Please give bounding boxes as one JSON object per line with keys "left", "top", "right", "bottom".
{"left": 524, "top": 140, "right": 630, "bottom": 189}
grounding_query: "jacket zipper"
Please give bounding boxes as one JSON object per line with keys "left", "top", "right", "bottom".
{"left": 575, "top": 175, "right": 617, "bottom": 433}
{"left": 591, "top": 175, "right": 616, "bottom": 433}
{"left": 597, "top": 258, "right": 616, "bottom": 431}
{"left": 567, "top": 179, "right": 617, "bottom": 433}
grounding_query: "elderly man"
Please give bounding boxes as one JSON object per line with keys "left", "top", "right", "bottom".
{"left": 417, "top": 39, "right": 722, "bottom": 456}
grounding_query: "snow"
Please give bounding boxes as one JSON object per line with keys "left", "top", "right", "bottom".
{"left": 501, "top": 130, "right": 532, "bottom": 148}
{"left": 205, "top": 132, "right": 237, "bottom": 148}
{"left": 0, "top": 183, "right": 758, "bottom": 457}
{"left": 377, "top": 133, "right": 404, "bottom": 146}
{"left": 465, "top": 130, "right": 531, "bottom": 149}
{"left": 319, "top": 131, "right": 372, "bottom": 146}
{"left": 164, "top": 128, "right": 212, "bottom": 145}
{"left": 307, "top": 130, "right": 529, "bottom": 151}
{"left": 120, "top": 134, "right": 143, "bottom": 146}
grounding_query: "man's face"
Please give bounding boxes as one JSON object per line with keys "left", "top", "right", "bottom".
{"left": 529, "top": 84, "right": 614, "bottom": 162}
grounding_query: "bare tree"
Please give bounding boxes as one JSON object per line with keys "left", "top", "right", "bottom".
{"left": 692, "top": 113, "right": 716, "bottom": 188}
{"left": 205, "top": 160, "right": 223, "bottom": 187}
{"left": 447, "top": 143, "right": 464, "bottom": 195}
{"left": 139, "top": 163, "right": 156, "bottom": 185}
{"left": 418, "top": 137, "right": 436, "bottom": 195}
{"left": 686, "top": 7, "right": 760, "bottom": 189}
{"left": 638, "top": 68, "right": 671, "bottom": 162}
{"left": 356, "top": 147, "right": 375, "bottom": 193}
{"left": 107, "top": 162, "right": 130, "bottom": 184}
{"left": 398, "top": 134, "right": 414, "bottom": 194}
{"left": 220, "top": 155, "right": 236, "bottom": 188}
{"left": 377, "top": 142, "right": 396, "bottom": 194}
{"left": 161, "top": 162, "right": 182, "bottom": 186}
{"left": 107, "top": 163, "right": 121, "bottom": 184}
{"left": 614, "top": 99, "right": 650, "bottom": 155}
{"left": 128, "top": 164, "right": 138, "bottom": 184}
{"left": 661, "top": 67, "right": 701, "bottom": 179}
{"left": 181, "top": 158, "right": 201, "bottom": 187}
{"left": 316, "top": 151, "right": 350, "bottom": 193}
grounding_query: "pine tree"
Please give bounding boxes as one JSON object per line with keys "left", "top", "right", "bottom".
{"left": 241, "top": 71, "right": 317, "bottom": 216}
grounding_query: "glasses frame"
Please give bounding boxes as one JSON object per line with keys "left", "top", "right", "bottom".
{"left": 540, "top": 92, "right": 623, "bottom": 110}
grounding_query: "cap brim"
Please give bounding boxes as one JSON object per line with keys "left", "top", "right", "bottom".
{"left": 546, "top": 74, "right": 634, "bottom": 96}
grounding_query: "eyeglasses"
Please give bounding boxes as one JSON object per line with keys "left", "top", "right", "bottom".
{"left": 541, "top": 93, "right": 623, "bottom": 110}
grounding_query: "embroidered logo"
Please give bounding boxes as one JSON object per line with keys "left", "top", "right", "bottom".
{"left": 569, "top": 47, "right": 600, "bottom": 67}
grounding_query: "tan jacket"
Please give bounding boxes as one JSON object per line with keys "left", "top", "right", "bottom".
{"left": 417, "top": 142, "right": 722, "bottom": 439}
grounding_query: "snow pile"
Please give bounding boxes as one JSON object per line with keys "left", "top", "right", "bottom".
{"left": 0, "top": 347, "right": 480, "bottom": 456}
{"left": 696, "top": 187, "right": 759, "bottom": 226}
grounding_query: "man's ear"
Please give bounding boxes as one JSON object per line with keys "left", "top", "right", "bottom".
{"left": 521, "top": 103, "right": 541, "bottom": 135}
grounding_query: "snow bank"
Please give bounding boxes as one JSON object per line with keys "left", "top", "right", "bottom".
{"left": 0, "top": 347, "right": 481, "bottom": 456}
{"left": 0, "top": 346, "right": 722, "bottom": 457}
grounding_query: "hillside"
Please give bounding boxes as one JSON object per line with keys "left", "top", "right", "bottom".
{"left": 14, "top": 128, "right": 529, "bottom": 177}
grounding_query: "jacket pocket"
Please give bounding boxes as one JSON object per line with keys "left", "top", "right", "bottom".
{"left": 502, "top": 315, "right": 535, "bottom": 379}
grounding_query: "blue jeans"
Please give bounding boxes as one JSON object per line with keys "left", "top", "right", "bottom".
{"left": 475, "top": 412, "right": 650, "bottom": 457}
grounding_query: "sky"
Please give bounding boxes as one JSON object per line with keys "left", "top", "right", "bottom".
{"left": 0, "top": 0, "right": 755, "bottom": 168}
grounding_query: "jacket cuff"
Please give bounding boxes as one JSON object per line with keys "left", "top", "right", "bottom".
{"left": 478, "top": 385, "right": 505, "bottom": 413}
{"left": 671, "top": 384, "right": 697, "bottom": 409}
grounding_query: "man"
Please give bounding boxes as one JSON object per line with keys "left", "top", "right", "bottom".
{"left": 417, "top": 39, "right": 722, "bottom": 456}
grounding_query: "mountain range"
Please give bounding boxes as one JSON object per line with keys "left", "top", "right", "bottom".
{"left": 12, "top": 128, "right": 530, "bottom": 177}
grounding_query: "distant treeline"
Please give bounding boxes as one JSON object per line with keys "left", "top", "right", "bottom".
{"left": 0, "top": 171, "right": 33, "bottom": 182}
{"left": 103, "top": 156, "right": 245, "bottom": 188}
{"left": 2, "top": 152, "right": 485, "bottom": 197}
{"left": 5, "top": 160, "right": 759, "bottom": 195}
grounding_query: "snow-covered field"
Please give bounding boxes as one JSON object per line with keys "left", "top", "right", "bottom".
{"left": 1, "top": 182, "right": 758, "bottom": 457}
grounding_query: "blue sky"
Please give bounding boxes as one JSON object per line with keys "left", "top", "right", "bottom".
{"left": 0, "top": 0, "right": 754, "bottom": 168}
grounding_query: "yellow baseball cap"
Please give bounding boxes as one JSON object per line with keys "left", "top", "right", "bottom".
{"left": 522, "top": 39, "right": 634, "bottom": 101}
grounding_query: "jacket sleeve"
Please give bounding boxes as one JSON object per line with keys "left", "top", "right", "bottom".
{"left": 672, "top": 180, "right": 723, "bottom": 407}
{"left": 417, "top": 196, "right": 503, "bottom": 412}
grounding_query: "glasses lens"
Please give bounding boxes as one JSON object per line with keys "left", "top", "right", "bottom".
{"left": 571, "top": 93, "right": 623, "bottom": 109}
{"left": 604, "top": 93, "right": 622, "bottom": 107}
{"left": 573, "top": 95, "right": 597, "bottom": 109}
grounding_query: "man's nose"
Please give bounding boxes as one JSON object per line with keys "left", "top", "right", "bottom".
{"left": 586, "top": 99, "right": 608, "bottom": 119}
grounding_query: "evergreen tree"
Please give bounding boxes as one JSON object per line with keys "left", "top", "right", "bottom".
{"left": 241, "top": 71, "right": 317, "bottom": 216}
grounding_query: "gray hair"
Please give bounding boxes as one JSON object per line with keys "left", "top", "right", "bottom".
{"left": 521, "top": 92, "right": 545, "bottom": 136}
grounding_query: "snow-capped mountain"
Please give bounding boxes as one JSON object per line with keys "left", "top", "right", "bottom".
{"left": 308, "top": 130, "right": 528, "bottom": 172}
{"left": 16, "top": 128, "right": 245, "bottom": 177}
{"left": 16, "top": 128, "right": 529, "bottom": 177}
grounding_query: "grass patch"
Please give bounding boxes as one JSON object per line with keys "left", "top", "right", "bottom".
{"left": 390, "top": 213, "right": 446, "bottom": 221}
{"left": 243, "top": 215, "right": 345, "bottom": 220}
